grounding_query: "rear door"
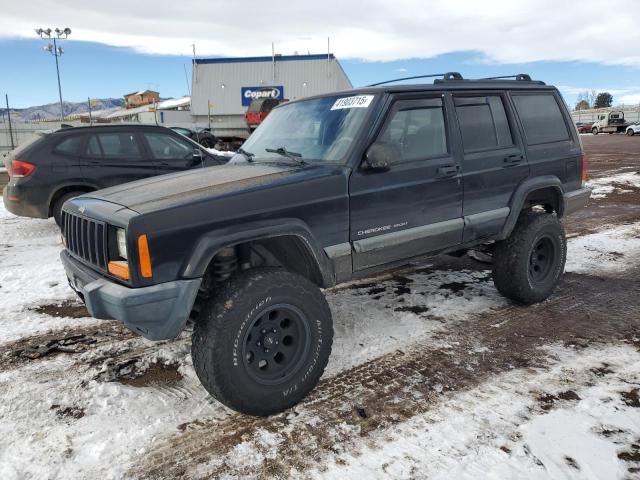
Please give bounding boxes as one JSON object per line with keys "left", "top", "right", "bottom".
{"left": 349, "top": 94, "right": 464, "bottom": 270}
{"left": 79, "top": 131, "right": 158, "bottom": 188}
{"left": 452, "top": 92, "right": 528, "bottom": 242}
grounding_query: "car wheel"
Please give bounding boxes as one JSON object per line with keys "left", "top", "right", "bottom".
{"left": 53, "top": 191, "right": 84, "bottom": 227}
{"left": 492, "top": 213, "right": 566, "bottom": 305}
{"left": 592, "top": 127, "right": 599, "bottom": 135}
{"left": 191, "top": 268, "right": 333, "bottom": 416}
{"left": 628, "top": 129, "right": 635, "bottom": 136}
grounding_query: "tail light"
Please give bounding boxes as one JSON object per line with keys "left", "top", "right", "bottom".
{"left": 580, "top": 152, "right": 588, "bottom": 185}
{"left": 9, "top": 159, "right": 36, "bottom": 178}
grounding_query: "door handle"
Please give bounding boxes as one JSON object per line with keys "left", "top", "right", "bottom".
{"left": 503, "top": 154, "right": 524, "bottom": 164}
{"left": 436, "top": 165, "right": 459, "bottom": 178}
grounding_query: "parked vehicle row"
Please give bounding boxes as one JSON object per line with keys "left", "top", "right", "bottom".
{"left": 170, "top": 126, "right": 218, "bottom": 148}
{"left": 2, "top": 124, "right": 228, "bottom": 225}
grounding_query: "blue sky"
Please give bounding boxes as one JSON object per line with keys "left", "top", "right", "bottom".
{"left": 2, "top": 37, "right": 639, "bottom": 109}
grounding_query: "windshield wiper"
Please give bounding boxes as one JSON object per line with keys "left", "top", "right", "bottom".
{"left": 264, "top": 147, "right": 307, "bottom": 165}
{"left": 236, "top": 147, "right": 255, "bottom": 162}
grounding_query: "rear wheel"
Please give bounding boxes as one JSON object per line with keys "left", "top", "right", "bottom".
{"left": 191, "top": 268, "right": 333, "bottom": 416}
{"left": 53, "top": 191, "right": 84, "bottom": 227}
{"left": 493, "top": 213, "right": 566, "bottom": 305}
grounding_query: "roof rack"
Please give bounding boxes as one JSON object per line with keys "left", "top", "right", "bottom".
{"left": 478, "top": 74, "right": 533, "bottom": 81}
{"left": 367, "top": 72, "right": 463, "bottom": 87}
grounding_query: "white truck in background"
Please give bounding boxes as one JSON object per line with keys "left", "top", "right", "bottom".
{"left": 591, "top": 111, "right": 629, "bottom": 134}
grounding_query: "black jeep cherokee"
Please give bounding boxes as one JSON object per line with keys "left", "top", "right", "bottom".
{"left": 60, "top": 73, "right": 591, "bottom": 416}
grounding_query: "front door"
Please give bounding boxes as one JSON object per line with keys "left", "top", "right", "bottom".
{"left": 349, "top": 95, "right": 464, "bottom": 271}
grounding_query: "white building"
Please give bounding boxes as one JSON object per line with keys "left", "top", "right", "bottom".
{"left": 191, "top": 53, "right": 352, "bottom": 139}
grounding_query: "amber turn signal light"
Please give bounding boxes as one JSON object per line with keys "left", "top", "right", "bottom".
{"left": 137, "top": 234, "right": 153, "bottom": 278}
{"left": 108, "top": 260, "right": 130, "bottom": 280}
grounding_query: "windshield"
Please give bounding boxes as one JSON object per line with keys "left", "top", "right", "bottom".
{"left": 238, "top": 93, "right": 377, "bottom": 164}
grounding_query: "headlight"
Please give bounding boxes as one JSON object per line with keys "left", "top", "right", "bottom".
{"left": 116, "top": 228, "right": 127, "bottom": 259}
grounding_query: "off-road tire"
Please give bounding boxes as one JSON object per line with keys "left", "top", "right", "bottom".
{"left": 192, "top": 268, "right": 333, "bottom": 416}
{"left": 53, "top": 191, "right": 83, "bottom": 227}
{"left": 493, "top": 213, "right": 566, "bottom": 305}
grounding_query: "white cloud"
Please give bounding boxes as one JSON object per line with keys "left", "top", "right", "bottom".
{"left": 2, "top": 0, "right": 640, "bottom": 65}
{"left": 395, "top": 68, "right": 408, "bottom": 73}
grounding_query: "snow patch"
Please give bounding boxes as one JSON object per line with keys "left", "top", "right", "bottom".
{"left": 566, "top": 222, "right": 640, "bottom": 274}
{"left": 587, "top": 171, "right": 640, "bottom": 199}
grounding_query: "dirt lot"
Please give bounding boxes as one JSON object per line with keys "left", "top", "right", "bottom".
{"left": 0, "top": 134, "right": 639, "bottom": 479}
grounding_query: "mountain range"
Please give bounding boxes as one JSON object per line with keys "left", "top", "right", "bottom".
{"left": 0, "top": 98, "right": 125, "bottom": 122}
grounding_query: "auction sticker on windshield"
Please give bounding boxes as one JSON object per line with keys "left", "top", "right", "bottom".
{"left": 330, "top": 95, "right": 375, "bottom": 110}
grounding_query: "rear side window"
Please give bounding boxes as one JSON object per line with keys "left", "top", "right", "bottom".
{"left": 85, "top": 133, "right": 143, "bottom": 159}
{"left": 53, "top": 135, "right": 83, "bottom": 155}
{"left": 454, "top": 96, "right": 513, "bottom": 152}
{"left": 512, "top": 94, "right": 570, "bottom": 144}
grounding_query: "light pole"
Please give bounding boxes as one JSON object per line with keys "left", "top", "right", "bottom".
{"left": 36, "top": 27, "right": 71, "bottom": 121}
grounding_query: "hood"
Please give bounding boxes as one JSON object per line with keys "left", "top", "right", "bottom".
{"left": 86, "top": 163, "right": 297, "bottom": 214}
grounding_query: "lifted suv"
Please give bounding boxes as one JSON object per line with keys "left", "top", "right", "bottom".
{"left": 60, "top": 73, "right": 591, "bottom": 416}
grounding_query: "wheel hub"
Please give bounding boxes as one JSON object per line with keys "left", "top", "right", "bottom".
{"left": 241, "top": 304, "right": 310, "bottom": 385}
{"left": 262, "top": 332, "right": 278, "bottom": 348}
{"left": 528, "top": 236, "right": 555, "bottom": 285}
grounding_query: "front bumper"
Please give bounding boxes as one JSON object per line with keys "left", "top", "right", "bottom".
{"left": 61, "top": 250, "right": 201, "bottom": 341}
{"left": 563, "top": 187, "right": 592, "bottom": 216}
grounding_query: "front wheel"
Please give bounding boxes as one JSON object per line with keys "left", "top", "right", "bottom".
{"left": 592, "top": 127, "right": 599, "bottom": 135}
{"left": 191, "top": 268, "right": 333, "bottom": 416}
{"left": 493, "top": 213, "right": 566, "bottom": 305}
{"left": 628, "top": 129, "right": 635, "bottom": 136}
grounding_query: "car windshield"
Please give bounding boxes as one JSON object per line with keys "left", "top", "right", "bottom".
{"left": 238, "top": 93, "right": 377, "bottom": 164}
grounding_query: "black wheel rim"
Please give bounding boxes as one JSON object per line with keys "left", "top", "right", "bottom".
{"left": 528, "top": 236, "right": 556, "bottom": 285}
{"left": 241, "top": 303, "right": 310, "bottom": 386}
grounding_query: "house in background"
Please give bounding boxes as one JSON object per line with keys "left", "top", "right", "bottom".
{"left": 124, "top": 90, "right": 160, "bottom": 109}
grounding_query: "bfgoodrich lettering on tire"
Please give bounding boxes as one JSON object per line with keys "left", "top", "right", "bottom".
{"left": 191, "top": 268, "right": 333, "bottom": 416}
{"left": 492, "top": 213, "right": 567, "bottom": 305}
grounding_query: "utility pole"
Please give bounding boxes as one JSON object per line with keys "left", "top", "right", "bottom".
{"left": 6, "top": 94, "right": 15, "bottom": 150}
{"left": 36, "top": 27, "right": 71, "bottom": 121}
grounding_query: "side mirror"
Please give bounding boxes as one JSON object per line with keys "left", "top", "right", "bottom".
{"left": 364, "top": 142, "right": 399, "bottom": 171}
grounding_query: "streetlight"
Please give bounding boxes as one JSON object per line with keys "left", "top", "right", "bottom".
{"left": 36, "top": 27, "right": 71, "bottom": 121}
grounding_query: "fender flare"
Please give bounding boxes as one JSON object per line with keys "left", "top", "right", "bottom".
{"left": 497, "top": 175, "right": 564, "bottom": 240}
{"left": 181, "top": 218, "right": 336, "bottom": 287}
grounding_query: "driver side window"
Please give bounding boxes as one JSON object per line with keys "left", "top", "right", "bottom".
{"left": 144, "top": 132, "right": 195, "bottom": 160}
{"left": 377, "top": 99, "right": 448, "bottom": 162}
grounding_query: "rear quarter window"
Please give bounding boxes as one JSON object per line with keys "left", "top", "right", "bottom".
{"left": 511, "top": 93, "right": 570, "bottom": 145}
{"left": 53, "top": 135, "right": 84, "bottom": 155}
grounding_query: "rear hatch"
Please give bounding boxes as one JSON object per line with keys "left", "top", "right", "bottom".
{"left": 4, "top": 131, "right": 48, "bottom": 173}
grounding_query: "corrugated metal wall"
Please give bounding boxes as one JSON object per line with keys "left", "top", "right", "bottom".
{"left": 191, "top": 55, "right": 352, "bottom": 116}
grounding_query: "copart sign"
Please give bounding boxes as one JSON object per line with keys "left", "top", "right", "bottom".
{"left": 241, "top": 86, "right": 284, "bottom": 107}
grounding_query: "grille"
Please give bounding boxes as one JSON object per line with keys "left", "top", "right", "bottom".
{"left": 62, "top": 211, "right": 107, "bottom": 270}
